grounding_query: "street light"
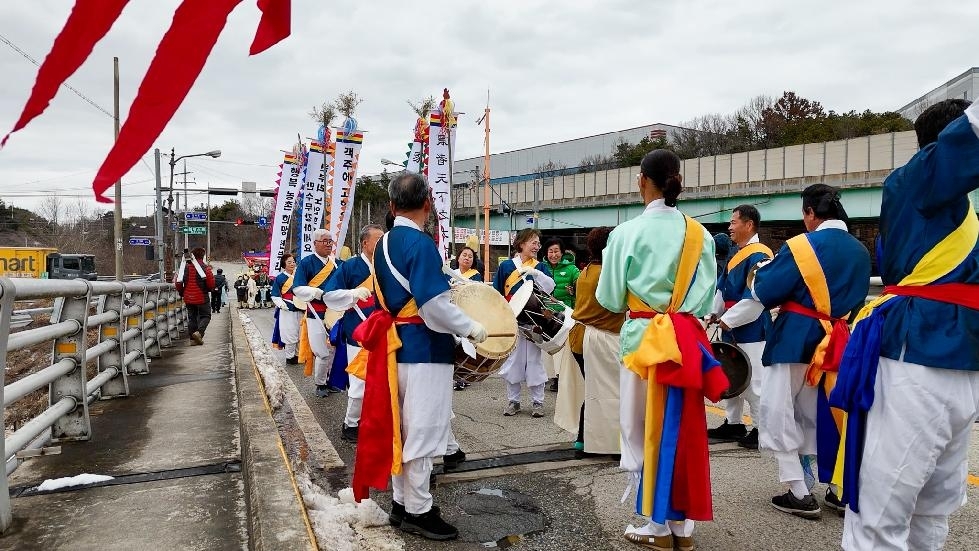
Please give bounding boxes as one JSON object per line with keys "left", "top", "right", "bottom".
{"left": 167, "top": 148, "right": 221, "bottom": 253}
{"left": 380, "top": 158, "right": 406, "bottom": 171}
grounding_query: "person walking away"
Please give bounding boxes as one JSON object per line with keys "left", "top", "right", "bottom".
{"left": 211, "top": 268, "right": 228, "bottom": 313}
{"left": 750, "top": 184, "right": 870, "bottom": 520}
{"left": 596, "top": 149, "right": 727, "bottom": 550}
{"left": 175, "top": 247, "right": 215, "bottom": 345}
{"left": 832, "top": 99, "right": 979, "bottom": 551}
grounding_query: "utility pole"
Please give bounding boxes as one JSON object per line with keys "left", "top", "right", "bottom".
{"left": 183, "top": 159, "right": 189, "bottom": 249}
{"left": 154, "top": 149, "right": 164, "bottom": 280}
{"left": 480, "top": 90, "right": 491, "bottom": 281}
{"left": 113, "top": 57, "right": 123, "bottom": 281}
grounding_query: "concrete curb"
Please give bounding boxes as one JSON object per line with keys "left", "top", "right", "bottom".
{"left": 231, "top": 308, "right": 316, "bottom": 551}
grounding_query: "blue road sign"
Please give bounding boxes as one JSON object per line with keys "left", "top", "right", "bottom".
{"left": 185, "top": 212, "right": 207, "bottom": 221}
{"left": 256, "top": 216, "right": 268, "bottom": 229}
{"left": 128, "top": 238, "right": 152, "bottom": 246}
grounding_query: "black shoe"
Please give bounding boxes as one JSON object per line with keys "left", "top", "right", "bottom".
{"left": 341, "top": 424, "right": 359, "bottom": 443}
{"left": 707, "top": 420, "right": 747, "bottom": 442}
{"left": 401, "top": 507, "right": 458, "bottom": 540}
{"left": 315, "top": 385, "right": 330, "bottom": 398}
{"left": 737, "top": 427, "right": 759, "bottom": 449}
{"left": 326, "top": 384, "right": 344, "bottom": 394}
{"left": 546, "top": 377, "right": 559, "bottom": 392}
{"left": 389, "top": 502, "right": 405, "bottom": 527}
{"left": 771, "top": 490, "right": 821, "bottom": 520}
{"left": 286, "top": 355, "right": 299, "bottom": 365}
{"left": 824, "top": 488, "right": 845, "bottom": 516}
{"left": 453, "top": 380, "right": 466, "bottom": 391}
{"left": 443, "top": 449, "right": 466, "bottom": 470}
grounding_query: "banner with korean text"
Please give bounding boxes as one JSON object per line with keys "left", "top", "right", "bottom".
{"left": 330, "top": 130, "right": 364, "bottom": 248}
{"left": 427, "top": 110, "right": 456, "bottom": 261}
{"left": 267, "top": 153, "right": 302, "bottom": 277}
{"left": 299, "top": 140, "right": 333, "bottom": 259}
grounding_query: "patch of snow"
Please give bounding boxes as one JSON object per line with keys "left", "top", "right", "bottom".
{"left": 237, "top": 311, "right": 284, "bottom": 409}
{"left": 297, "top": 473, "right": 404, "bottom": 551}
{"left": 36, "top": 473, "right": 114, "bottom": 492}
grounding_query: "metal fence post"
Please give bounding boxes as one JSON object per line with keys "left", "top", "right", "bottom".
{"left": 0, "top": 278, "right": 16, "bottom": 532}
{"left": 142, "top": 288, "right": 162, "bottom": 360}
{"left": 168, "top": 287, "right": 182, "bottom": 341}
{"left": 97, "top": 282, "right": 129, "bottom": 398}
{"left": 157, "top": 286, "right": 174, "bottom": 348}
{"left": 49, "top": 282, "right": 93, "bottom": 441}
{"left": 127, "top": 288, "right": 150, "bottom": 374}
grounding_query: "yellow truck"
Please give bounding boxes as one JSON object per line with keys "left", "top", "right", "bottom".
{"left": 0, "top": 247, "right": 98, "bottom": 280}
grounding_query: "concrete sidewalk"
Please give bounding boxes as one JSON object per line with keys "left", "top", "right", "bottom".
{"left": 1, "top": 302, "right": 313, "bottom": 550}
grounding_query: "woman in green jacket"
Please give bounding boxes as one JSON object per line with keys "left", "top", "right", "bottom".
{"left": 543, "top": 238, "right": 580, "bottom": 391}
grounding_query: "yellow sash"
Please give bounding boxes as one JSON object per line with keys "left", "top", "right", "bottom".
{"left": 832, "top": 199, "right": 979, "bottom": 489}
{"left": 727, "top": 241, "right": 774, "bottom": 272}
{"left": 461, "top": 268, "right": 479, "bottom": 280}
{"left": 281, "top": 272, "right": 295, "bottom": 295}
{"left": 784, "top": 236, "right": 837, "bottom": 381}
{"left": 504, "top": 257, "right": 540, "bottom": 296}
{"left": 299, "top": 259, "right": 338, "bottom": 376}
{"left": 622, "top": 214, "right": 704, "bottom": 516}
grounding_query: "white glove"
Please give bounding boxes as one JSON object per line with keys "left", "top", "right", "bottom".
{"left": 352, "top": 287, "right": 372, "bottom": 301}
{"left": 525, "top": 268, "right": 544, "bottom": 279}
{"left": 292, "top": 286, "right": 323, "bottom": 302}
{"left": 468, "top": 321, "right": 487, "bottom": 343}
{"left": 272, "top": 297, "right": 287, "bottom": 310}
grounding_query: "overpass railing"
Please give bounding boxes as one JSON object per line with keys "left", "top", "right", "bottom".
{"left": 0, "top": 278, "right": 187, "bottom": 532}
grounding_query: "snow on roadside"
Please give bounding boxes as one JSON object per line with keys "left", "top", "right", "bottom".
{"left": 237, "top": 312, "right": 284, "bottom": 409}
{"left": 37, "top": 473, "right": 114, "bottom": 492}
{"left": 298, "top": 472, "right": 404, "bottom": 551}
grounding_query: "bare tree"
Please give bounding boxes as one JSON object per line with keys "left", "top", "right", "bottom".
{"left": 335, "top": 91, "right": 363, "bottom": 118}
{"left": 309, "top": 101, "right": 337, "bottom": 129}
{"left": 407, "top": 96, "right": 437, "bottom": 118}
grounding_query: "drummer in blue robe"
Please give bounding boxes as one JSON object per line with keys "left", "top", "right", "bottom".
{"left": 493, "top": 229, "right": 555, "bottom": 418}
{"left": 270, "top": 252, "right": 303, "bottom": 364}
{"left": 350, "top": 173, "right": 486, "bottom": 541}
{"left": 750, "top": 184, "right": 869, "bottom": 519}
{"left": 833, "top": 99, "right": 979, "bottom": 551}
{"left": 707, "top": 204, "right": 773, "bottom": 449}
{"left": 292, "top": 228, "right": 344, "bottom": 397}
{"left": 321, "top": 224, "right": 384, "bottom": 444}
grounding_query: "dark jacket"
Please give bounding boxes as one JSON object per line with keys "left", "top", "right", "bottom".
{"left": 214, "top": 273, "right": 228, "bottom": 292}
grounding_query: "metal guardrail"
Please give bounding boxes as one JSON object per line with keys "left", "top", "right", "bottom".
{"left": 0, "top": 278, "right": 187, "bottom": 532}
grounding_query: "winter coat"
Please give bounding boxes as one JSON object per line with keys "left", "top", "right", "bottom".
{"left": 176, "top": 265, "right": 215, "bottom": 305}
{"left": 546, "top": 252, "right": 580, "bottom": 309}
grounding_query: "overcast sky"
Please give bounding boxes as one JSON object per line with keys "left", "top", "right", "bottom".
{"left": 1, "top": 0, "right": 976, "bottom": 217}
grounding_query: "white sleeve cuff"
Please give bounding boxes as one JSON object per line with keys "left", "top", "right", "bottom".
{"left": 720, "top": 298, "right": 766, "bottom": 329}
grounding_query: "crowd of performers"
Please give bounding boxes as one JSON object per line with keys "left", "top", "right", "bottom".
{"left": 264, "top": 99, "right": 979, "bottom": 549}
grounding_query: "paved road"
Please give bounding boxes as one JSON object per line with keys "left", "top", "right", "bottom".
{"left": 231, "top": 264, "right": 979, "bottom": 551}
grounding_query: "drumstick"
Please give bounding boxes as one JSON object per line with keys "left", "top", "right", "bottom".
{"left": 485, "top": 332, "right": 515, "bottom": 338}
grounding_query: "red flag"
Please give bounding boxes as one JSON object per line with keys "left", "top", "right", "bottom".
{"left": 91, "top": 0, "right": 242, "bottom": 203}
{"left": 249, "top": 0, "right": 291, "bottom": 55}
{"left": 2, "top": 0, "right": 129, "bottom": 149}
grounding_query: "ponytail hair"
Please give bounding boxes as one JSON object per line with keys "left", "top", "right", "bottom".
{"left": 801, "top": 184, "right": 849, "bottom": 224}
{"left": 640, "top": 149, "right": 683, "bottom": 207}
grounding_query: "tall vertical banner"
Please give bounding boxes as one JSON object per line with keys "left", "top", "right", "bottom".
{"left": 427, "top": 110, "right": 456, "bottom": 261}
{"left": 268, "top": 153, "right": 302, "bottom": 277}
{"left": 406, "top": 114, "right": 428, "bottom": 174}
{"left": 330, "top": 130, "right": 364, "bottom": 248}
{"left": 405, "top": 140, "right": 424, "bottom": 173}
{"left": 299, "top": 140, "right": 330, "bottom": 259}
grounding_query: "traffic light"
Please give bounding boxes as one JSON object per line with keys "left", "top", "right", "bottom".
{"left": 235, "top": 218, "right": 255, "bottom": 226}
{"left": 235, "top": 218, "right": 243, "bottom": 226}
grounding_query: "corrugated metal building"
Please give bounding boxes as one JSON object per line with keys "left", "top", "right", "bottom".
{"left": 898, "top": 67, "right": 978, "bottom": 120}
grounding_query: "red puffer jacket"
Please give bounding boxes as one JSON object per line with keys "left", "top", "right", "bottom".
{"left": 176, "top": 265, "right": 215, "bottom": 305}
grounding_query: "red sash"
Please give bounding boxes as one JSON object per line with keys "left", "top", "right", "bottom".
{"left": 884, "top": 283, "right": 979, "bottom": 310}
{"left": 780, "top": 301, "right": 850, "bottom": 373}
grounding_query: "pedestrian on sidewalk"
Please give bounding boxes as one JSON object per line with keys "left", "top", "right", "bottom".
{"left": 211, "top": 268, "right": 228, "bottom": 313}
{"left": 175, "top": 247, "right": 215, "bottom": 345}
{"left": 234, "top": 275, "right": 248, "bottom": 308}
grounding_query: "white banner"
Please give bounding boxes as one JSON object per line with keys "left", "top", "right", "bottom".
{"left": 330, "top": 131, "right": 364, "bottom": 248}
{"left": 453, "top": 227, "right": 513, "bottom": 247}
{"left": 299, "top": 140, "right": 333, "bottom": 259}
{"left": 268, "top": 154, "right": 302, "bottom": 277}
{"left": 406, "top": 140, "right": 423, "bottom": 174}
{"left": 427, "top": 110, "right": 456, "bottom": 261}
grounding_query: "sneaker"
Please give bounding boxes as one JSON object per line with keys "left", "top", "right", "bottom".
{"left": 503, "top": 401, "right": 520, "bottom": 416}
{"left": 286, "top": 355, "right": 299, "bottom": 365}
{"left": 546, "top": 377, "right": 559, "bottom": 392}
{"left": 400, "top": 507, "right": 458, "bottom": 540}
{"left": 453, "top": 380, "right": 466, "bottom": 391}
{"left": 674, "top": 535, "right": 696, "bottom": 551}
{"left": 190, "top": 331, "right": 203, "bottom": 345}
{"left": 737, "top": 427, "right": 759, "bottom": 449}
{"left": 531, "top": 402, "right": 545, "bottom": 418}
{"left": 824, "top": 488, "right": 845, "bottom": 516}
{"left": 341, "top": 424, "right": 359, "bottom": 443}
{"left": 326, "top": 384, "right": 344, "bottom": 394}
{"left": 771, "top": 490, "right": 821, "bottom": 520}
{"left": 443, "top": 449, "right": 466, "bottom": 470}
{"left": 706, "top": 420, "right": 747, "bottom": 442}
{"left": 315, "top": 385, "right": 331, "bottom": 398}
